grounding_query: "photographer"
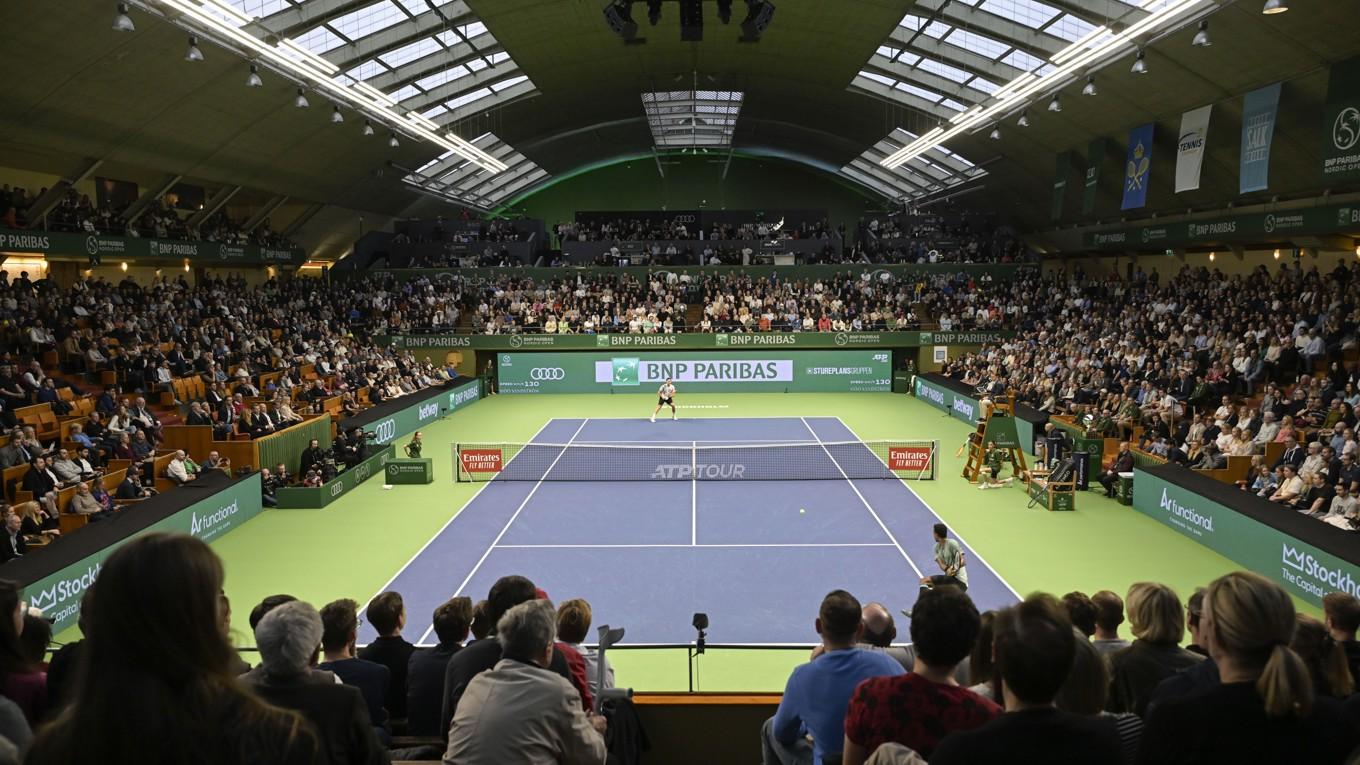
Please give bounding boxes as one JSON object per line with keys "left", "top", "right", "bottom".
{"left": 333, "top": 428, "right": 364, "bottom": 469}
{"left": 405, "top": 431, "right": 423, "bottom": 459}
{"left": 299, "top": 438, "right": 326, "bottom": 475}
{"left": 260, "top": 467, "right": 279, "bottom": 507}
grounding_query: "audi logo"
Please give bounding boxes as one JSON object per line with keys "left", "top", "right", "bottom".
{"left": 530, "top": 368, "right": 566, "bottom": 380}
{"left": 373, "top": 419, "right": 397, "bottom": 443}
{"left": 329, "top": 482, "right": 344, "bottom": 497}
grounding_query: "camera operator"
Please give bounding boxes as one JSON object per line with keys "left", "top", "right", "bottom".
{"left": 260, "top": 467, "right": 279, "bottom": 507}
{"left": 405, "top": 431, "right": 423, "bottom": 459}
{"left": 333, "top": 427, "right": 365, "bottom": 469}
{"left": 299, "top": 438, "right": 326, "bottom": 475}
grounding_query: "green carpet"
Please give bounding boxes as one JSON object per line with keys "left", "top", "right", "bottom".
{"left": 61, "top": 392, "right": 1318, "bottom": 692}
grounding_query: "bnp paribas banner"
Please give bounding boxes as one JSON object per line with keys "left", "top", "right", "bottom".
{"left": 0, "top": 228, "right": 303, "bottom": 265}
{"left": 25, "top": 473, "right": 264, "bottom": 633}
{"left": 1322, "top": 55, "right": 1360, "bottom": 181}
{"left": 499, "top": 350, "right": 891, "bottom": 394}
{"left": 387, "top": 330, "right": 1012, "bottom": 352}
{"left": 1132, "top": 468, "right": 1360, "bottom": 607}
{"left": 912, "top": 375, "right": 981, "bottom": 424}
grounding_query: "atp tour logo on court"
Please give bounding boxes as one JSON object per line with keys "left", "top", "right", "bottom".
{"left": 611, "top": 357, "right": 641, "bottom": 386}
{"left": 650, "top": 463, "right": 747, "bottom": 480}
{"left": 460, "top": 449, "right": 503, "bottom": 473}
{"left": 888, "top": 446, "right": 933, "bottom": 472}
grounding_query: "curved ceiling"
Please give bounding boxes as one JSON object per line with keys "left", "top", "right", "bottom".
{"left": 1, "top": 1, "right": 1358, "bottom": 232}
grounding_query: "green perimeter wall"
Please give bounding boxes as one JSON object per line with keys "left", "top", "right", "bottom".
{"left": 499, "top": 154, "right": 881, "bottom": 234}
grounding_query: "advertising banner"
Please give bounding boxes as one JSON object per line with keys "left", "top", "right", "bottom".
{"left": 386, "top": 330, "right": 1013, "bottom": 352}
{"left": 275, "top": 446, "right": 395, "bottom": 509}
{"left": 1175, "top": 105, "right": 1212, "bottom": 193}
{"left": 1052, "top": 150, "right": 1076, "bottom": 221}
{"left": 0, "top": 228, "right": 303, "bottom": 265}
{"left": 499, "top": 350, "right": 892, "bottom": 394}
{"left": 1133, "top": 468, "right": 1360, "bottom": 607}
{"left": 26, "top": 474, "right": 264, "bottom": 633}
{"left": 1241, "top": 82, "right": 1283, "bottom": 193}
{"left": 1121, "top": 123, "right": 1155, "bottom": 211}
{"left": 362, "top": 379, "right": 481, "bottom": 445}
{"left": 1322, "top": 55, "right": 1360, "bottom": 181}
{"left": 352, "top": 263, "right": 1025, "bottom": 286}
{"left": 1083, "top": 202, "right": 1360, "bottom": 250}
{"left": 911, "top": 375, "right": 981, "bottom": 424}
{"left": 1083, "top": 138, "right": 1107, "bottom": 215}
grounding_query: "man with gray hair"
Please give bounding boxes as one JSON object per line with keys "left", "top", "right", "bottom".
{"left": 444, "top": 600, "right": 606, "bottom": 765}
{"left": 243, "top": 600, "right": 390, "bottom": 765}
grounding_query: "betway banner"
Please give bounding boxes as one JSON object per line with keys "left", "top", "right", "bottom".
{"left": 364, "top": 379, "right": 481, "bottom": 445}
{"left": 1133, "top": 468, "right": 1360, "bottom": 607}
{"left": 0, "top": 228, "right": 303, "bottom": 265}
{"left": 912, "top": 375, "right": 981, "bottom": 424}
{"left": 26, "top": 473, "right": 264, "bottom": 633}
{"left": 499, "top": 350, "right": 891, "bottom": 393}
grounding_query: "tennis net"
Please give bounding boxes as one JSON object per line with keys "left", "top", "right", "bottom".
{"left": 453, "top": 440, "right": 938, "bottom": 482}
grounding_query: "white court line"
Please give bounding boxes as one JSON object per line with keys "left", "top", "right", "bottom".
{"left": 573, "top": 439, "right": 809, "bottom": 444}
{"left": 416, "top": 418, "right": 590, "bottom": 644}
{"left": 494, "top": 543, "right": 897, "bottom": 549}
{"left": 691, "top": 440, "right": 698, "bottom": 546}
{"left": 834, "top": 417, "right": 1023, "bottom": 600}
{"left": 800, "top": 417, "right": 923, "bottom": 578}
{"left": 358, "top": 417, "right": 557, "bottom": 633}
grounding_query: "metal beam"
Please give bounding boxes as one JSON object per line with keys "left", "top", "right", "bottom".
{"left": 887, "top": 28, "right": 1023, "bottom": 86}
{"left": 400, "top": 63, "right": 522, "bottom": 112}
{"left": 279, "top": 203, "right": 326, "bottom": 238}
{"left": 322, "top": 2, "right": 478, "bottom": 70}
{"left": 242, "top": 196, "right": 289, "bottom": 233}
{"left": 914, "top": 0, "right": 1067, "bottom": 60}
{"left": 847, "top": 74, "right": 960, "bottom": 123}
{"left": 1041, "top": 0, "right": 1148, "bottom": 27}
{"left": 251, "top": 0, "right": 383, "bottom": 39}
{"left": 184, "top": 185, "right": 241, "bottom": 230}
{"left": 434, "top": 78, "right": 537, "bottom": 127}
{"left": 121, "top": 174, "right": 182, "bottom": 225}
{"left": 22, "top": 158, "right": 103, "bottom": 229}
{"left": 861, "top": 54, "right": 985, "bottom": 109}
{"left": 366, "top": 33, "right": 501, "bottom": 90}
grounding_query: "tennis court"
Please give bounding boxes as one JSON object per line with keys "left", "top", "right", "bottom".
{"left": 359, "top": 416, "right": 1019, "bottom": 646}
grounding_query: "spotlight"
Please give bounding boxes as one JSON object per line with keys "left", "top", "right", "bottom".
{"left": 1048, "top": 94, "right": 1062, "bottom": 112}
{"left": 1131, "top": 49, "right": 1147, "bottom": 74}
{"left": 1017, "top": 109, "right": 1030, "bottom": 128}
{"left": 603, "top": 0, "right": 640, "bottom": 42}
{"left": 294, "top": 88, "right": 309, "bottom": 108}
{"left": 989, "top": 126, "right": 1000, "bottom": 140}
{"left": 1081, "top": 76, "right": 1097, "bottom": 96}
{"left": 1192, "top": 19, "right": 1211, "bottom": 47}
{"left": 648, "top": 0, "right": 662, "bottom": 25}
{"left": 389, "top": 133, "right": 400, "bottom": 148}
{"left": 362, "top": 120, "right": 375, "bottom": 136}
{"left": 1209, "top": 251, "right": 1216, "bottom": 262}
{"left": 717, "top": 0, "right": 732, "bottom": 23}
{"left": 331, "top": 105, "right": 344, "bottom": 123}
{"left": 185, "top": 35, "right": 204, "bottom": 62}
{"left": 113, "top": 3, "right": 135, "bottom": 32}
{"left": 1262, "top": 0, "right": 1288, "bottom": 13}
{"left": 740, "top": 0, "right": 775, "bottom": 42}
{"left": 246, "top": 64, "right": 263, "bottom": 88}
{"left": 1273, "top": 248, "right": 1281, "bottom": 259}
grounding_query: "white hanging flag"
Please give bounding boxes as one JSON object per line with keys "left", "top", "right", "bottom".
{"left": 1175, "top": 105, "right": 1213, "bottom": 193}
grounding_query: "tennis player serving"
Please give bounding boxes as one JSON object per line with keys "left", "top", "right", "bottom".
{"left": 651, "top": 377, "right": 678, "bottom": 422}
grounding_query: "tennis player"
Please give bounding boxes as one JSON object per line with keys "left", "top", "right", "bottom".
{"left": 651, "top": 377, "right": 677, "bottom": 422}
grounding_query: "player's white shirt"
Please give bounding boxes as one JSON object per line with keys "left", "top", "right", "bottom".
{"left": 659, "top": 383, "right": 676, "bottom": 398}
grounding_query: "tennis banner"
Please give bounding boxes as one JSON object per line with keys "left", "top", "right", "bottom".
{"left": 497, "top": 350, "right": 892, "bottom": 393}
{"left": 1121, "top": 123, "right": 1155, "bottom": 211}
{"left": 1175, "top": 105, "right": 1212, "bottom": 193}
{"left": 1241, "top": 82, "right": 1282, "bottom": 193}
{"left": 1322, "top": 55, "right": 1360, "bottom": 181}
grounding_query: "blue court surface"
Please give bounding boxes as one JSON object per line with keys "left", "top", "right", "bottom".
{"left": 361, "top": 416, "right": 1018, "bottom": 646}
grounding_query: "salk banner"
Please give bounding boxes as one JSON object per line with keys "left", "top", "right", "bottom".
{"left": 498, "top": 350, "right": 892, "bottom": 394}
{"left": 1133, "top": 468, "right": 1360, "bottom": 608}
{"left": 1241, "top": 82, "right": 1283, "bottom": 193}
{"left": 1121, "top": 123, "right": 1155, "bottom": 211}
{"left": 1083, "top": 138, "right": 1107, "bottom": 215}
{"left": 1175, "top": 105, "right": 1212, "bottom": 193}
{"left": 1322, "top": 55, "right": 1360, "bottom": 181}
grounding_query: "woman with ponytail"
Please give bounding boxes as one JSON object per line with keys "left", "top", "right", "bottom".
{"left": 1138, "top": 572, "right": 1358, "bottom": 764}
{"left": 1291, "top": 614, "right": 1355, "bottom": 699}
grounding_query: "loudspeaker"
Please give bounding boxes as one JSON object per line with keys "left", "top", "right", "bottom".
{"left": 680, "top": 0, "right": 703, "bottom": 41}
{"left": 740, "top": 0, "right": 774, "bottom": 40}
{"left": 603, "top": 0, "right": 638, "bottom": 41}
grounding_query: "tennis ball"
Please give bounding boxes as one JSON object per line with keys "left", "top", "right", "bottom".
{"left": 799, "top": 508, "right": 806, "bottom": 514}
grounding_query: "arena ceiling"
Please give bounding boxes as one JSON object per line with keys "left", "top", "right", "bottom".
{"left": 2, "top": 0, "right": 1358, "bottom": 230}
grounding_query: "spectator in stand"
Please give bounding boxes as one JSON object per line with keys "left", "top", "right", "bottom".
{"left": 1061, "top": 592, "right": 1098, "bottom": 639}
{"left": 763, "top": 590, "right": 904, "bottom": 765}
{"left": 0, "top": 579, "right": 45, "bottom": 726}
{"left": 929, "top": 594, "right": 1122, "bottom": 765}
{"left": 1138, "top": 572, "right": 1359, "bottom": 765}
{"left": 408, "top": 597, "right": 472, "bottom": 738}
{"left": 1055, "top": 629, "right": 1145, "bottom": 763}
{"left": 1090, "top": 590, "right": 1131, "bottom": 656}
{"left": 0, "top": 515, "right": 24, "bottom": 565}
{"left": 25, "top": 534, "right": 317, "bottom": 765}
{"left": 856, "top": 602, "right": 913, "bottom": 671}
{"left": 166, "top": 450, "right": 194, "bottom": 484}
{"left": 1107, "top": 583, "right": 1204, "bottom": 716}
{"left": 842, "top": 587, "right": 1000, "bottom": 763}
{"left": 357, "top": 592, "right": 415, "bottom": 723}
{"left": 317, "top": 598, "right": 391, "bottom": 743}
{"left": 245, "top": 600, "right": 389, "bottom": 765}
{"left": 1289, "top": 614, "right": 1355, "bottom": 700}
{"left": 69, "top": 483, "right": 108, "bottom": 520}
{"left": 1321, "top": 592, "right": 1360, "bottom": 683}
{"left": 556, "top": 598, "right": 614, "bottom": 689}
{"left": 469, "top": 600, "right": 493, "bottom": 641}
{"left": 260, "top": 468, "right": 279, "bottom": 507}
{"left": 443, "top": 600, "right": 606, "bottom": 765}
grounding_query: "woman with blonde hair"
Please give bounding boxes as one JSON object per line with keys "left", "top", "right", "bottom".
{"left": 1289, "top": 614, "right": 1355, "bottom": 699}
{"left": 1106, "top": 582, "right": 1203, "bottom": 716}
{"left": 1138, "top": 572, "right": 1359, "bottom": 764}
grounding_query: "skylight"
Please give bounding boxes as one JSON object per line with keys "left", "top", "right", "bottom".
{"left": 402, "top": 132, "right": 551, "bottom": 211}
{"left": 642, "top": 90, "right": 745, "bottom": 149}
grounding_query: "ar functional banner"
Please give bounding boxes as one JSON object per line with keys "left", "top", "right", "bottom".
{"left": 1175, "top": 105, "right": 1212, "bottom": 193}
{"left": 498, "top": 350, "right": 891, "bottom": 394}
{"left": 1240, "top": 82, "right": 1283, "bottom": 193}
{"left": 1322, "top": 55, "right": 1360, "bottom": 181}
{"left": 1121, "top": 123, "right": 1155, "bottom": 211}
{"left": 1132, "top": 468, "right": 1360, "bottom": 607}
{"left": 1082, "top": 138, "right": 1107, "bottom": 215}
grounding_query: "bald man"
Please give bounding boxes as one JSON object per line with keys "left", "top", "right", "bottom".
{"left": 857, "top": 601, "right": 972, "bottom": 685}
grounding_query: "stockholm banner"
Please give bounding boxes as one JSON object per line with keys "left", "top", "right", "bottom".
{"left": 497, "top": 350, "right": 893, "bottom": 394}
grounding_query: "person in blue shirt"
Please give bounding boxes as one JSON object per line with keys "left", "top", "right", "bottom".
{"left": 762, "top": 590, "right": 904, "bottom": 765}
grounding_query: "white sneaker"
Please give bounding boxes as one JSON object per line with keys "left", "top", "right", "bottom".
{"left": 672, "top": 414, "right": 677, "bottom": 420}
{"left": 650, "top": 416, "right": 656, "bottom": 423}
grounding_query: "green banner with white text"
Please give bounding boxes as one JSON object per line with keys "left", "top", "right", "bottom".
{"left": 383, "top": 330, "right": 1012, "bottom": 352}
{"left": 0, "top": 228, "right": 303, "bottom": 264}
{"left": 1322, "top": 55, "right": 1360, "bottom": 181}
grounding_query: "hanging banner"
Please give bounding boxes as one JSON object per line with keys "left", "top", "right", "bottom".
{"left": 1175, "top": 105, "right": 1212, "bottom": 193}
{"left": 1121, "top": 123, "right": 1155, "bottom": 211}
{"left": 1322, "top": 55, "right": 1360, "bottom": 181}
{"left": 1051, "top": 151, "right": 1076, "bottom": 221}
{"left": 1240, "top": 82, "right": 1282, "bottom": 193}
{"left": 1083, "top": 138, "right": 1107, "bottom": 215}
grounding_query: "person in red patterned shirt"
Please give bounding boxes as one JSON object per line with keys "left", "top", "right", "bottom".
{"left": 842, "top": 587, "right": 1001, "bottom": 763}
